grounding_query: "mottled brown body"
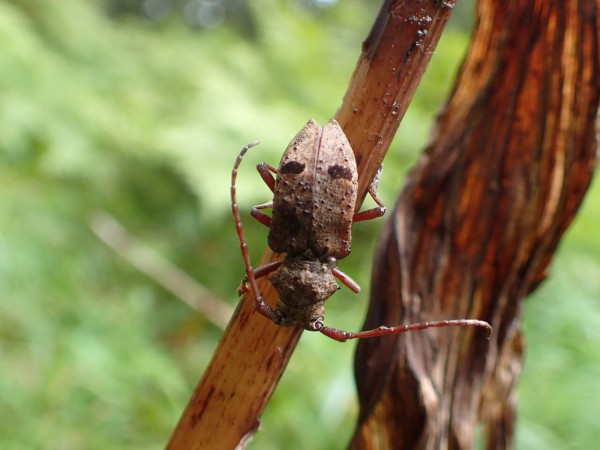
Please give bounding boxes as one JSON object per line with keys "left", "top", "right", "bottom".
{"left": 231, "top": 120, "right": 491, "bottom": 341}
{"left": 269, "top": 119, "right": 357, "bottom": 259}
{"left": 269, "top": 256, "right": 339, "bottom": 328}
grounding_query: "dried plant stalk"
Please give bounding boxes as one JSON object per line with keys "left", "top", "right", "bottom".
{"left": 166, "top": 1, "right": 459, "bottom": 448}
{"left": 351, "top": 1, "right": 600, "bottom": 449}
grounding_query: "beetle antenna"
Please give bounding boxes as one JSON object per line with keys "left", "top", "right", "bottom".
{"left": 317, "top": 319, "right": 492, "bottom": 342}
{"left": 231, "top": 142, "right": 279, "bottom": 323}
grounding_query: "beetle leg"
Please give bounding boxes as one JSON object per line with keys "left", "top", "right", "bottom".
{"left": 257, "top": 162, "right": 278, "bottom": 193}
{"left": 239, "top": 260, "right": 283, "bottom": 295}
{"left": 317, "top": 320, "right": 492, "bottom": 342}
{"left": 331, "top": 267, "right": 361, "bottom": 293}
{"left": 352, "top": 206, "right": 385, "bottom": 223}
{"left": 251, "top": 161, "right": 277, "bottom": 227}
{"left": 250, "top": 201, "right": 273, "bottom": 227}
{"left": 254, "top": 260, "right": 283, "bottom": 279}
{"left": 239, "top": 260, "right": 284, "bottom": 294}
{"left": 353, "top": 176, "right": 386, "bottom": 223}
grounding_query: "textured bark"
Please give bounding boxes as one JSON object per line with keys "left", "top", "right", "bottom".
{"left": 351, "top": 1, "right": 600, "bottom": 450}
{"left": 167, "top": 1, "right": 457, "bottom": 449}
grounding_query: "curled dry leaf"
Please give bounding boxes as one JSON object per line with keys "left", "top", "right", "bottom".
{"left": 351, "top": 1, "right": 600, "bottom": 449}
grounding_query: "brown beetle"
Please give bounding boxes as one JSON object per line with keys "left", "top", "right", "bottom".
{"left": 231, "top": 119, "right": 491, "bottom": 341}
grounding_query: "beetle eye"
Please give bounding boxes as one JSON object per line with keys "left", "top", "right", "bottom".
{"left": 325, "top": 257, "right": 337, "bottom": 269}
{"left": 273, "top": 311, "right": 284, "bottom": 325}
{"left": 308, "top": 316, "right": 324, "bottom": 331}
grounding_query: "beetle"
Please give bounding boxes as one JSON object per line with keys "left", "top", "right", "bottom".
{"left": 231, "top": 119, "right": 491, "bottom": 341}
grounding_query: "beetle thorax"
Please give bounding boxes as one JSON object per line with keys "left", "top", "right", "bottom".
{"left": 269, "top": 254, "right": 340, "bottom": 330}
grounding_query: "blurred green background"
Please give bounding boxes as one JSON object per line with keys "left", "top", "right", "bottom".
{"left": 0, "top": 1, "right": 598, "bottom": 449}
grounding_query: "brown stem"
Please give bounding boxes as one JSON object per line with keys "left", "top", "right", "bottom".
{"left": 166, "top": 1, "right": 459, "bottom": 449}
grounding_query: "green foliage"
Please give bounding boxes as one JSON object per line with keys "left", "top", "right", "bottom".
{"left": 518, "top": 179, "right": 600, "bottom": 450}
{"left": 0, "top": 1, "right": 598, "bottom": 449}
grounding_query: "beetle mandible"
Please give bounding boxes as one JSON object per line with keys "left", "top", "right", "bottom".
{"left": 231, "top": 119, "right": 492, "bottom": 341}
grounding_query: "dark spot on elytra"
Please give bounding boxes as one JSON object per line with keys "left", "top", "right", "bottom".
{"left": 328, "top": 164, "right": 353, "bottom": 181}
{"left": 280, "top": 161, "right": 305, "bottom": 174}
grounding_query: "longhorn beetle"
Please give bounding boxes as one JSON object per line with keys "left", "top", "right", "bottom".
{"left": 231, "top": 119, "right": 492, "bottom": 341}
